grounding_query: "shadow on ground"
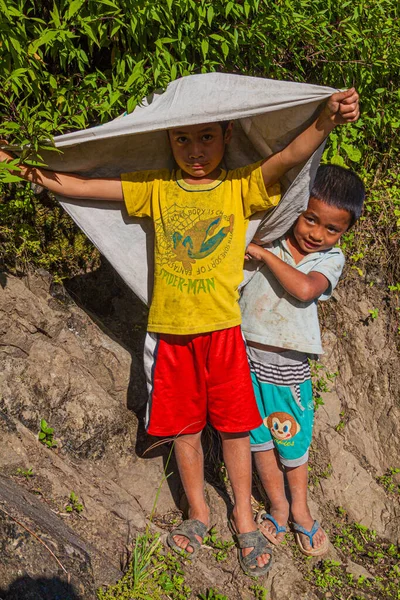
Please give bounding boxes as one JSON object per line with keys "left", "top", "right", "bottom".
{"left": 0, "top": 576, "right": 81, "bottom": 600}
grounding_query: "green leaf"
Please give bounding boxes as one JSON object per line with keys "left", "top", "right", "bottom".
{"left": 28, "top": 30, "right": 60, "bottom": 54}
{"left": 68, "top": 0, "right": 84, "bottom": 19}
{"left": 341, "top": 143, "right": 362, "bottom": 162}
{"left": 8, "top": 35, "right": 22, "bottom": 54}
{"left": 225, "top": 1, "right": 234, "bottom": 17}
{"left": 207, "top": 6, "right": 214, "bottom": 27}
{"left": 331, "top": 154, "right": 345, "bottom": 166}
{"left": 50, "top": 4, "right": 61, "bottom": 27}
{"left": 201, "top": 39, "right": 209, "bottom": 58}
{"left": 127, "top": 96, "right": 136, "bottom": 113}
{"left": 124, "top": 60, "right": 144, "bottom": 90}
{"left": 209, "top": 33, "right": 225, "bottom": 41}
{"left": 96, "top": 0, "right": 118, "bottom": 7}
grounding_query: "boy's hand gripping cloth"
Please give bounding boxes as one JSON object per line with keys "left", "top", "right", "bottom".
{"left": 37, "top": 73, "right": 335, "bottom": 305}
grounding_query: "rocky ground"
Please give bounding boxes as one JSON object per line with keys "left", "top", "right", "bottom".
{"left": 0, "top": 263, "right": 399, "bottom": 599}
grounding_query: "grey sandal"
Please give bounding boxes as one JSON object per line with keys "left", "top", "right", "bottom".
{"left": 229, "top": 522, "right": 273, "bottom": 577}
{"left": 166, "top": 519, "right": 208, "bottom": 559}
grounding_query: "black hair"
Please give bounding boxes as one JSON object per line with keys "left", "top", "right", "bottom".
{"left": 310, "top": 164, "right": 365, "bottom": 228}
{"left": 219, "top": 120, "right": 231, "bottom": 133}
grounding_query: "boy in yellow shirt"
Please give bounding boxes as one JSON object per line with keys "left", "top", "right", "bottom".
{"left": 0, "top": 87, "right": 359, "bottom": 575}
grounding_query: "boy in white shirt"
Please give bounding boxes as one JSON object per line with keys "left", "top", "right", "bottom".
{"left": 241, "top": 164, "right": 365, "bottom": 556}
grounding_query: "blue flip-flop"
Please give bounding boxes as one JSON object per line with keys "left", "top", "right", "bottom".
{"left": 291, "top": 519, "right": 329, "bottom": 557}
{"left": 256, "top": 510, "right": 287, "bottom": 545}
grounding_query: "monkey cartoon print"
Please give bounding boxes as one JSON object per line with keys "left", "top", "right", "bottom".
{"left": 265, "top": 411, "right": 301, "bottom": 441}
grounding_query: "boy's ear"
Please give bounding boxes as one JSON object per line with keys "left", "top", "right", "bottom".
{"left": 224, "top": 121, "right": 234, "bottom": 144}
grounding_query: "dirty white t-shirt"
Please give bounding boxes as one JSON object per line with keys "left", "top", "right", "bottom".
{"left": 240, "top": 237, "right": 345, "bottom": 355}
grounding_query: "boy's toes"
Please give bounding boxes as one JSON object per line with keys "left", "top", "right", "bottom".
{"left": 292, "top": 519, "right": 329, "bottom": 557}
{"left": 301, "top": 525, "right": 326, "bottom": 550}
{"left": 241, "top": 541, "right": 272, "bottom": 570}
{"left": 172, "top": 533, "right": 204, "bottom": 553}
{"left": 167, "top": 519, "right": 208, "bottom": 558}
{"left": 173, "top": 534, "right": 191, "bottom": 553}
{"left": 257, "top": 550, "right": 272, "bottom": 568}
{"left": 257, "top": 511, "right": 287, "bottom": 545}
{"left": 312, "top": 526, "right": 327, "bottom": 549}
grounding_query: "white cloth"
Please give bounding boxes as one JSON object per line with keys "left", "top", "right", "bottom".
{"left": 36, "top": 73, "right": 336, "bottom": 305}
{"left": 240, "top": 237, "right": 345, "bottom": 354}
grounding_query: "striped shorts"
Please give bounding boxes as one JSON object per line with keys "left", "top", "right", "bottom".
{"left": 247, "top": 345, "right": 314, "bottom": 467}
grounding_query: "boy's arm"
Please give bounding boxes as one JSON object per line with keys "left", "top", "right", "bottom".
{"left": 0, "top": 146, "right": 123, "bottom": 201}
{"left": 261, "top": 88, "right": 359, "bottom": 188}
{"left": 246, "top": 243, "right": 329, "bottom": 302}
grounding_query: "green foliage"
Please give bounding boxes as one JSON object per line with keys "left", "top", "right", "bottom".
{"left": 0, "top": 184, "right": 100, "bottom": 278}
{"left": 38, "top": 418, "right": 58, "bottom": 448}
{"left": 250, "top": 584, "right": 268, "bottom": 600}
{"left": 310, "top": 361, "right": 338, "bottom": 409}
{"left": 306, "top": 509, "right": 400, "bottom": 599}
{"left": 0, "top": 0, "right": 398, "bottom": 165}
{"left": 65, "top": 491, "right": 84, "bottom": 513}
{"left": 308, "top": 457, "right": 333, "bottom": 488}
{"left": 376, "top": 467, "right": 400, "bottom": 495}
{"left": 203, "top": 526, "right": 235, "bottom": 562}
{"left": 16, "top": 466, "right": 34, "bottom": 479}
{"left": 334, "top": 410, "right": 347, "bottom": 433}
{"left": 0, "top": 0, "right": 399, "bottom": 278}
{"left": 97, "top": 531, "right": 192, "bottom": 600}
{"left": 368, "top": 307, "right": 379, "bottom": 320}
{"left": 198, "top": 590, "right": 228, "bottom": 600}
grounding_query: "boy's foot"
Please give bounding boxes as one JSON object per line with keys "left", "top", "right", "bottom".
{"left": 167, "top": 519, "right": 208, "bottom": 559}
{"left": 257, "top": 509, "right": 287, "bottom": 545}
{"left": 291, "top": 518, "right": 329, "bottom": 556}
{"left": 168, "top": 505, "right": 210, "bottom": 557}
{"left": 230, "top": 508, "right": 273, "bottom": 575}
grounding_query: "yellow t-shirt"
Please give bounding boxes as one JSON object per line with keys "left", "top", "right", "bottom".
{"left": 121, "top": 162, "right": 280, "bottom": 335}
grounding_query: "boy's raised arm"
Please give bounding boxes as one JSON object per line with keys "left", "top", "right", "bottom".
{"left": 261, "top": 88, "right": 360, "bottom": 188}
{"left": 0, "top": 145, "right": 123, "bottom": 201}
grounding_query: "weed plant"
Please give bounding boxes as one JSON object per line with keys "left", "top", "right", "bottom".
{"left": 203, "top": 527, "right": 234, "bottom": 562}
{"left": 65, "top": 491, "right": 84, "bottom": 514}
{"left": 310, "top": 361, "right": 338, "bottom": 409}
{"left": 16, "top": 467, "right": 33, "bottom": 479}
{"left": 306, "top": 508, "right": 400, "bottom": 599}
{"left": 97, "top": 532, "right": 191, "bottom": 600}
{"left": 38, "top": 418, "right": 58, "bottom": 449}
{"left": 376, "top": 468, "right": 400, "bottom": 495}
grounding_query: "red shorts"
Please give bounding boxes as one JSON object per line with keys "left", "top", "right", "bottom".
{"left": 143, "top": 325, "right": 262, "bottom": 436}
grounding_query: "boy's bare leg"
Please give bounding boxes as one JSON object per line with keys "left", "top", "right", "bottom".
{"left": 220, "top": 431, "right": 271, "bottom": 567}
{"left": 172, "top": 431, "right": 210, "bottom": 553}
{"left": 253, "top": 448, "right": 289, "bottom": 543}
{"left": 285, "top": 462, "right": 327, "bottom": 550}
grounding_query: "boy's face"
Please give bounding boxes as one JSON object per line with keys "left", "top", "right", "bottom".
{"left": 168, "top": 122, "right": 233, "bottom": 180}
{"left": 292, "top": 197, "right": 351, "bottom": 254}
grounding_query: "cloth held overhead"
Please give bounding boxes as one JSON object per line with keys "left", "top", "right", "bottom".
{"left": 38, "top": 73, "right": 335, "bottom": 305}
